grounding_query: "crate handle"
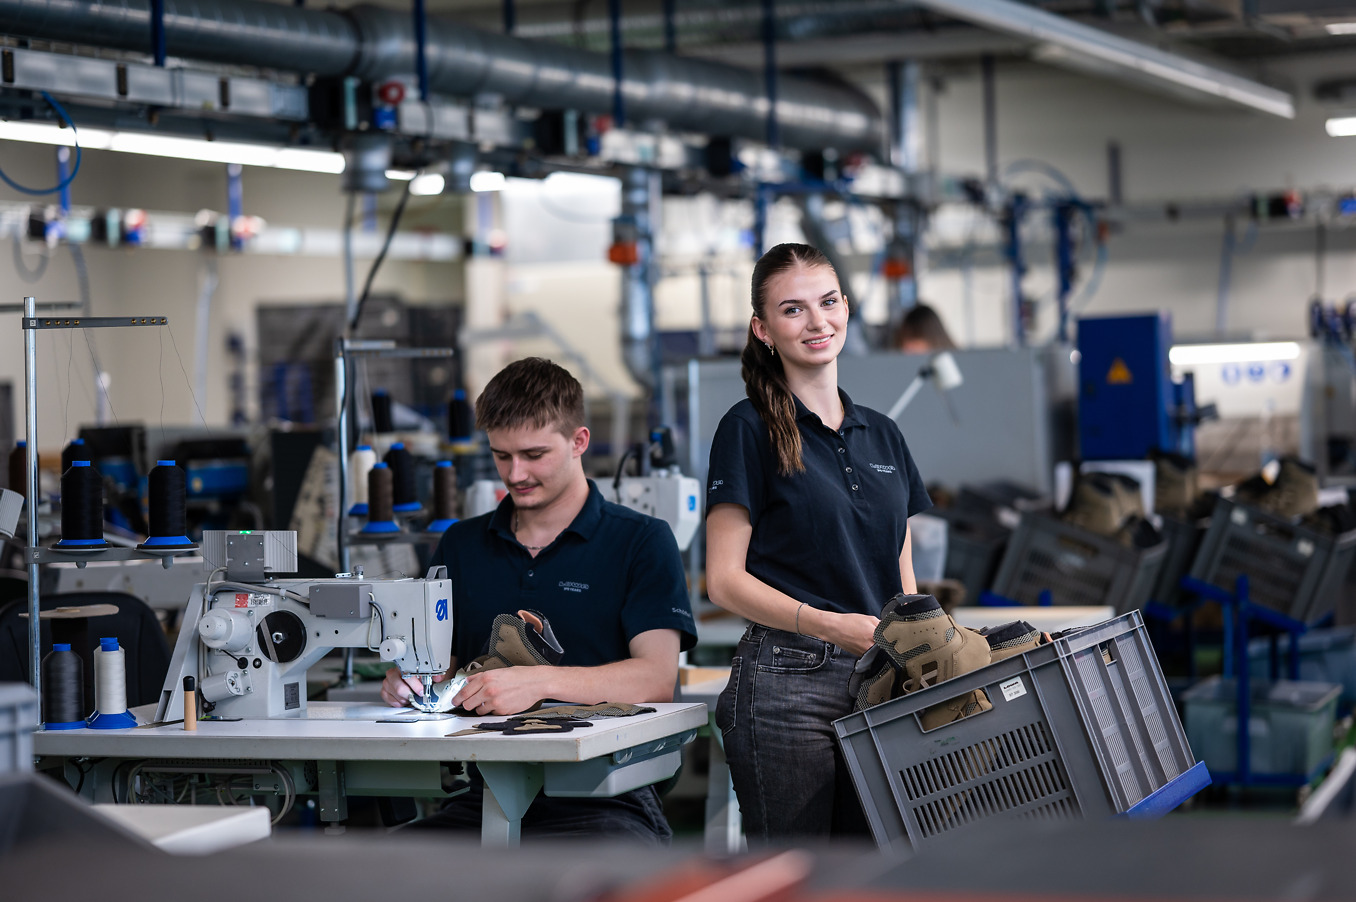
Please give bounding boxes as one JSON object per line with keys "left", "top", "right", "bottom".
{"left": 915, "top": 686, "right": 997, "bottom": 734}
{"left": 1056, "top": 535, "right": 1101, "bottom": 559}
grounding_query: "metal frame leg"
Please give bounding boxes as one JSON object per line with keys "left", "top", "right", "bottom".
{"left": 477, "top": 761, "right": 543, "bottom": 847}
{"left": 703, "top": 720, "right": 743, "bottom": 854}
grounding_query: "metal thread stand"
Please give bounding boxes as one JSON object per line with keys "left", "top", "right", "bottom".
{"left": 20, "top": 296, "right": 186, "bottom": 710}
{"left": 333, "top": 338, "right": 455, "bottom": 685}
{"left": 333, "top": 338, "right": 456, "bottom": 571}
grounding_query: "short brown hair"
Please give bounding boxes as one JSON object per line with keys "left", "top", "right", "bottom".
{"left": 475, "top": 357, "right": 586, "bottom": 435}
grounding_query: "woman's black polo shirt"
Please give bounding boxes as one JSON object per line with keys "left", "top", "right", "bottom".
{"left": 430, "top": 480, "right": 697, "bottom": 669}
{"left": 706, "top": 391, "right": 931, "bottom": 617}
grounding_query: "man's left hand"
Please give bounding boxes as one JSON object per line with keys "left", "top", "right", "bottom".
{"left": 452, "top": 667, "right": 547, "bottom": 716}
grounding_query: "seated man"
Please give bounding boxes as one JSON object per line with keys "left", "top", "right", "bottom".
{"left": 381, "top": 357, "right": 697, "bottom": 842}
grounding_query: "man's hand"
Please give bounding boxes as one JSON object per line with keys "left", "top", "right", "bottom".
{"left": 452, "top": 667, "right": 547, "bottom": 716}
{"left": 379, "top": 667, "right": 449, "bottom": 708}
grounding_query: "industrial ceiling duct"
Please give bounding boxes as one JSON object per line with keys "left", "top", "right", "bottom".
{"left": 0, "top": 0, "right": 885, "bottom": 153}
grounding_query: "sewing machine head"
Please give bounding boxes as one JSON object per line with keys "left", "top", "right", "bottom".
{"left": 156, "top": 531, "right": 452, "bottom": 721}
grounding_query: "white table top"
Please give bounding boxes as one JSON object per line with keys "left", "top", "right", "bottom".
{"left": 92, "top": 804, "right": 271, "bottom": 854}
{"left": 34, "top": 701, "right": 709, "bottom": 763}
{"left": 951, "top": 605, "right": 1116, "bottom": 634}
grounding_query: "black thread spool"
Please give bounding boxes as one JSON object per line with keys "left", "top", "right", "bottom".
{"left": 7, "top": 441, "right": 26, "bottom": 497}
{"left": 384, "top": 442, "right": 421, "bottom": 512}
{"left": 41, "top": 642, "right": 86, "bottom": 729}
{"left": 361, "top": 462, "right": 399, "bottom": 534}
{"left": 55, "top": 460, "right": 108, "bottom": 550}
{"left": 138, "top": 460, "right": 195, "bottom": 551}
{"left": 61, "top": 437, "right": 87, "bottom": 472}
{"left": 447, "top": 388, "right": 474, "bottom": 443}
{"left": 372, "top": 390, "right": 394, "bottom": 434}
{"left": 426, "top": 461, "right": 459, "bottom": 533}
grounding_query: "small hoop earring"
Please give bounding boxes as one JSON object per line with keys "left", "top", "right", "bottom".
{"left": 764, "top": 342, "right": 775, "bottom": 356}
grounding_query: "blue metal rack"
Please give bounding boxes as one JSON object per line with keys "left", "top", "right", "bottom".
{"left": 1178, "top": 574, "right": 1334, "bottom": 787}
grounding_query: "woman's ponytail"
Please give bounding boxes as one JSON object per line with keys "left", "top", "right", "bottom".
{"left": 741, "top": 327, "right": 803, "bottom": 476}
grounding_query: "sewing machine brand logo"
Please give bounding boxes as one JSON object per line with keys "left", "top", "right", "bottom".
{"left": 869, "top": 463, "right": 897, "bottom": 474}
{"left": 559, "top": 581, "right": 590, "bottom": 593}
{"left": 436, "top": 598, "right": 449, "bottom": 621}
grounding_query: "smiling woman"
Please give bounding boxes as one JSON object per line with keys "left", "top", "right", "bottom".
{"left": 704, "top": 243, "right": 933, "bottom": 843}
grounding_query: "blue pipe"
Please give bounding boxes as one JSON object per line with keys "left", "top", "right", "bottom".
{"left": 609, "top": 0, "right": 624, "bottom": 127}
{"left": 762, "top": 0, "right": 778, "bottom": 148}
{"left": 662, "top": 0, "right": 676, "bottom": 53}
{"left": 150, "top": 0, "right": 166, "bottom": 66}
{"left": 413, "top": 0, "right": 429, "bottom": 102}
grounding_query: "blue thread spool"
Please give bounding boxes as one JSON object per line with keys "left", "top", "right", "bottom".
{"left": 87, "top": 637, "right": 137, "bottom": 729}
{"left": 426, "top": 461, "right": 459, "bottom": 534}
{"left": 41, "top": 643, "right": 86, "bottom": 730}
{"left": 360, "top": 463, "right": 400, "bottom": 534}
{"left": 55, "top": 461, "right": 109, "bottom": 550}
{"left": 384, "top": 442, "right": 421, "bottom": 513}
{"left": 138, "top": 460, "right": 195, "bottom": 551}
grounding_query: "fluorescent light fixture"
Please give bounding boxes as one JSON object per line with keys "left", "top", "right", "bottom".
{"left": 1327, "top": 117, "right": 1356, "bottom": 137}
{"left": 912, "top": 0, "right": 1295, "bottom": 118}
{"left": 409, "top": 173, "right": 445, "bottom": 196}
{"left": 1327, "top": 22, "right": 1356, "bottom": 35}
{"left": 469, "top": 171, "right": 506, "bottom": 192}
{"left": 1169, "top": 342, "right": 1301, "bottom": 366}
{"left": 385, "top": 169, "right": 417, "bottom": 181}
{"left": 0, "top": 120, "right": 344, "bottom": 173}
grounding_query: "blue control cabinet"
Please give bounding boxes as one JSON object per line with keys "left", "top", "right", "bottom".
{"left": 1078, "top": 313, "right": 1176, "bottom": 460}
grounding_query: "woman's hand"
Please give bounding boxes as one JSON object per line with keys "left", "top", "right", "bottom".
{"left": 811, "top": 611, "right": 880, "bottom": 657}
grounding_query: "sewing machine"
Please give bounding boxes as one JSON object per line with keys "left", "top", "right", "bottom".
{"left": 155, "top": 530, "right": 452, "bottom": 721}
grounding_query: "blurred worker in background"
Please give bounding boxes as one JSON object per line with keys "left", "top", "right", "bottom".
{"left": 893, "top": 303, "right": 956, "bottom": 353}
{"left": 381, "top": 357, "right": 696, "bottom": 842}
{"left": 705, "top": 243, "right": 932, "bottom": 842}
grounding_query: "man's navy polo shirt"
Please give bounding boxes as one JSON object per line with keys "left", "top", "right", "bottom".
{"left": 430, "top": 479, "right": 697, "bottom": 668}
{"left": 705, "top": 390, "right": 931, "bottom": 617}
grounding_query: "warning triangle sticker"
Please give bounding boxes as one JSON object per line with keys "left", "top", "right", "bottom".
{"left": 1107, "top": 358, "right": 1133, "bottom": 384}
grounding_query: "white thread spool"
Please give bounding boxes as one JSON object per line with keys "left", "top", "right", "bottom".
{"left": 88, "top": 636, "right": 136, "bottom": 728}
{"left": 349, "top": 445, "right": 377, "bottom": 514}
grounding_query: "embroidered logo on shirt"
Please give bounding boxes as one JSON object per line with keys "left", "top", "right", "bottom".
{"left": 709, "top": 479, "right": 724, "bottom": 491}
{"left": 869, "top": 462, "right": 897, "bottom": 474}
{"left": 559, "top": 581, "right": 590, "bottom": 593}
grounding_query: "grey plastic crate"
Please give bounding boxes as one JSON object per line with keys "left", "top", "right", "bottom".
{"left": 1181, "top": 676, "right": 1339, "bottom": 778}
{"left": 1188, "top": 498, "right": 1356, "bottom": 624}
{"left": 1151, "top": 516, "right": 1207, "bottom": 607}
{"left": 990, "top": 513, "right": 1168, "bottom": 613}
{"left": 834, "top": 612, "right": 1199, "bottom": 852}
{"left": 0, "top": 683, "right": 38, "bottom": 775}
{"left": 938, "top": 508, "right": 1010, "bottom": 606}
{"left": 1247, "top": 626, "right": 1356, "bottom": 710}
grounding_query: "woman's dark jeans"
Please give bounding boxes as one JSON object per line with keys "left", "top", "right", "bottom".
{"left": 715, "top": 623, "right": 869, "bottom": 842}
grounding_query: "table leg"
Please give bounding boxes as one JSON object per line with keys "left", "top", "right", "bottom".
{"left": 317, "top": 760, "right": 348, "bottom": 835}
{"left": 477, "top": 761, "right": 543, "bottom": 847}
{"left": 704, "top": 718, "right": 743, "bottom": 854}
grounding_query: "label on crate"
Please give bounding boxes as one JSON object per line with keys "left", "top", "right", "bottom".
{"left": 999, "top": 676, "right": 1027, "bottom": 702}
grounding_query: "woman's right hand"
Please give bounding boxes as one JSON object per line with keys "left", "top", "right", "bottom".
{"left": 817, "top": 612, "right": 880, "bottom": 658}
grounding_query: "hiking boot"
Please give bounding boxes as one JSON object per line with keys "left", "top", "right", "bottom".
{"left": 1152, "top": 450, "right": 1199, "bottom": 518}
{"left": 1268, "top": 457, "right": 1319, "bottom": 519}
{"left": 980, "top": 620, "right": 1043, "bottom": 662}
{"left": 918, "top": 578, "right": 967, "bottom": 612}
{"left": 450, "top": 610, "right": 563, "bottom": 714}
{"left": 873, "top": 594, "right": 993, "bottom": 728}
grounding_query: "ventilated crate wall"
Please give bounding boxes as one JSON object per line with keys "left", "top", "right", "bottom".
{"left": 1189, "top": 499, "right": 1356, "bottom": 623}
{"left": 835, "top": 612, "right": 1198, "bottom": 851}
{"left": 991, "top": 514, "right": 1167, "bottom": 613}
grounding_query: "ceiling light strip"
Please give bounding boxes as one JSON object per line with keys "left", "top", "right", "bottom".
{"left": 911, "top": 0, "right": 1295, "bottom": 119}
